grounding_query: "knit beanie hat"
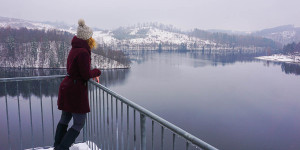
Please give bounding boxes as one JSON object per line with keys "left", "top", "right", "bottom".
{"left": 76, "top": 19, "right": 93, "bottom": 40}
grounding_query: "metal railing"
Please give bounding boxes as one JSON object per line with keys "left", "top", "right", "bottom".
{"left": 0, "top": 75, "right": 66, "bottom": 150}
{"left": 0, "top": 75, "right": 218, "bottom": 150}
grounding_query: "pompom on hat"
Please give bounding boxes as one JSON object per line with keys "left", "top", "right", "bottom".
{"left": 76, "top": 19, "right": 93, "bottom": 40}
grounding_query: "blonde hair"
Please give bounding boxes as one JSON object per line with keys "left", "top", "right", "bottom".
{"left": 87, "top": 37, "right": 97, "bottom": 49}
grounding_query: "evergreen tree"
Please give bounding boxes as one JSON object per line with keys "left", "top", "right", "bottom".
{"left": 158, "top": 43, "right": 162, "bottom": 52}
{"left": 31, "top": 41, "right": 38, "bottom": 61}
{"left": 5, "top": 36, "right": 15, "bottom": 59}
{"left": 180, "top": 43, "right": 187, "bottom": 51}
{"left": 40, "top": 41, "right": 50, "bottom": 67}
{"left": 57, "top": 41, "right": 66, "bottom": 66}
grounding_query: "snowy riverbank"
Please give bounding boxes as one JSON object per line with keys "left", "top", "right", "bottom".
{"left": 255, "top": 54, "right": 300, "bottom": 63}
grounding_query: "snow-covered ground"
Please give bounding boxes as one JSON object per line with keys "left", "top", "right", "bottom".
{"left": 25, "top": 141, "right": 100, "bottom": 150}
{"left": 93, "top": 26, "right": 217, "bottom": 50}
{"left": 256, "top": 54, "right": 300, "bottom": 63}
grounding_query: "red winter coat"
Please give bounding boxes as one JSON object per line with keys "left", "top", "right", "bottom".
{"left": 57, "top": 36, "right": 101, "bottom": 113}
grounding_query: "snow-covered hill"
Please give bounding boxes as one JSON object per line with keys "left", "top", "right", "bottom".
{"left": 0, "top": 16, "right": 76, "bottom": 34}
{"left": 93, "top": 25, "right": 277, "bottom": 51}
{"left": 0, "top": 16, "right": 280, "bottom": 51}
{"left": 253, "top": 25, "right": 300, "bottom": 45}
{"left": 0, "top": 16, "right": 130, "bottom": 69}
{"left": 93, "top": 26, "right": 217, "bottom": 51}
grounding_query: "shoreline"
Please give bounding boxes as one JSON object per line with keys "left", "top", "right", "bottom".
{"left": 255, "top": 54, "right": 300, "bottom": 63}
{"left": 0, "top": 66, "right": 130, "bottom": 70}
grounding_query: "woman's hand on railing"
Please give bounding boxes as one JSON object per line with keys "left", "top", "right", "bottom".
{"left": 93, "top": 76, "right": 100, "bottom": 83}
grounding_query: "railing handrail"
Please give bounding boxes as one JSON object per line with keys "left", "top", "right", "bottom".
{"left": 0, "top": 75, "right": 66, "bottom": 82}
{"left": 89, "top": 79, "right": 218, "bottom": 150}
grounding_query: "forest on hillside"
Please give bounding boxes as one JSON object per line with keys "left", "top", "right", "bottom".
{"left": 282, "top": 42, "right": 300, "bottom": 54}
{"left": 0, "top": 27, "right": 130, "bottom": 68}
{"left": 189, "top": 29, "right": 282, "bottom": 50}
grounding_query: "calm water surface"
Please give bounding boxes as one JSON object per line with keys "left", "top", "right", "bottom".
{"left": 1, "top": 51, "right": 300, "bottom": 150}
{"left": 109, "top": 51, "right": 300, "bottom": 150}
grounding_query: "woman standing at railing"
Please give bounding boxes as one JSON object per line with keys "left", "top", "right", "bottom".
{"left": 54, "top": 19, "right": 101, "bottom": 150}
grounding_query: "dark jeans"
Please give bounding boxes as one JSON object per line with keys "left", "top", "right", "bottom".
{"left": 59, "top": 111, "right": 86, "bottom": 132}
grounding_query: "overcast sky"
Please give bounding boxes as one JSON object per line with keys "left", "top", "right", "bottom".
{"left": 0, "top": 0, "right": 299, "bottom": 31}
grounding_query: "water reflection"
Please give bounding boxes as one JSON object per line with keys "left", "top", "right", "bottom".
{"left": 99, "top": 69, "right": 130, "bottom": 87}
{"left": 127, "top": 50, "right": 300, "bottom": 75}
{"left": 0, "top": 79, "right": 62, "bottom": 99}
{"left": 261, "top": 61, "right": 300, "bottom": 76}
{"left": 0, "top": 67, "right": 65, "bottom": 98}
{"left": 128, "top": 50, "right": 264, "bottom": 66}
{"left": 281, "top": 63, "right": 300, "bottom": 75}
{"left": 0, "top": 68, "right": 67, "bottom": 78}
{"left": 0, "top": 68, "right": 130, "bottom": 98}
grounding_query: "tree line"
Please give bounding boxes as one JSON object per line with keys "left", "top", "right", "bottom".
{"left": 0, "top": 27, "right": 73, "bottom": 43}
{"left": 189, "top": 29, "right": 282, "bottom": 50}
{"left": 0, "top": 27, "right": 72, "bottom": 67}
{"left": 0, "top": 27, "right": 130, "bottom": 67}
{"left": 282, "top": 42, "right": 300, "bottom": 54}
{"left": 93, "top": 46, "right": 131, "bottom": 66}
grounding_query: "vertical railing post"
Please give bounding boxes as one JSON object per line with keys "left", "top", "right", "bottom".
{"left": 134, "top": 109, "right": 136, "bottom": 150}
{"left": 4, "top": 82, "right": 11, "bottom": 150}
{"left": 83, "top": 86, "right": 86, "bottom": 143}
{"left": 89, "top": 84, "right": 92, "bottom": 149}
{"left": 107, "top": 93, "right": 110, "bottom": 150}
{"left": 116, "top": 98, "right": 119, "bottom": 150}
{"left": 152, "top": 121, "right": 154, "bottom": 150}
{"left": 102, "top": 90, "right": 106, "bottom": 150}
{"left": 39, "top": 81, "right": 45, "bottom": 146}
{"left": 121, "top": 102, "right": 124, "bottom": 150}
{"left": 186, "top": 141, "right": 189, "bottom": 150}
{"left": 161, "top": 126, "right": 164, "bottom": 150}
{"left": 140, "top": 113, "right": 146, "bottom": 150}
{"left": 82, "top": 82, "right": 86, "bottom": 142}
{"left": 83, "top": 86, "right": 87, "bottom": 143}
{"left": 126, "top": 105, "right": 129, "bottom": 150}
{"left": 111, "top": 95, "right": 114, "bottom": 150}
{"left": 51, "top": 88, "right": 55, "bottom": 141}
{"left": 98, "top": 87, "right": 102, "bottom": 150}
{"left": 83, "top": 83, "right": 88, "bottom": 143}
{"left": 172, "top": 133, "right": 175, "bottom": 150}
{"left": 83, "top": 119, "right": 86, "bottom": 142}
{"left": 96, "top": 87, "right": 100, "bottom": 149}
{"left": 88, "top": 83, "right": 91, "bottom": 147}
{"left": 93, "top": 84, "right": 96, "bottom": 150}
{"left": 29, "top": 82, "right": 34, "bottom": 148}
{"left": 87, "top": 83, "right": 89, "bottom": 146}
{"left": 17, "top": 82, "right": 23, "bottom": 150}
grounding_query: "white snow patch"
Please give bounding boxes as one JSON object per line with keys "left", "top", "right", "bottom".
{"left": 93, "top": 31, "right": 118, "bottom": 44}
{"left": 256, "top": 54, "right": 300, "bottom": 63}
{"left": 25, "top": 141, "right": 100, "bottom": 150}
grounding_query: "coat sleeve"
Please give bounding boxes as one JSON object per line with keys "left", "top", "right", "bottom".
{"left": 77, "top": 51, "right": 101, "bottom": 81}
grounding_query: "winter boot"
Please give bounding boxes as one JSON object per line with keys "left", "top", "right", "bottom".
{"left": 55, "top": 128, "right": 80, "bottom": 150}
{"left": 54, "top": 123, "right": 68, "bottom": 148}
